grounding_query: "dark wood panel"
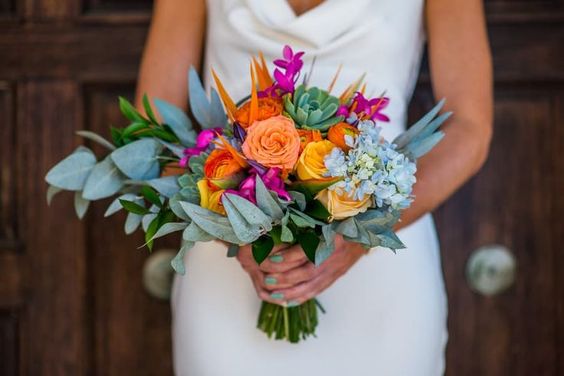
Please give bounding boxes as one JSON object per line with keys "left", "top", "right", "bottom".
{"left": 17, "top": 80, "right": 90, "bottom": 375}
{"left": 83, "top": 0, "right": 152, "bottom": 12}
{"left": 84, "top": 85, "right": 173, "bottom": 375}
{"left": 0, "top": 0, "right": 15, "bottom": 14}
{"left": 0, "top": 310, "right": 19, "bottom": 376}
{"left": 0, "top": 82, "right": 18, "bottom": 246}
{"left": 408, "top": 84, "right": 563, "bottom": 375}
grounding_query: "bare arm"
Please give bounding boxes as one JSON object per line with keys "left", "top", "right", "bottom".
{"left": 135, "top": 0, "right": 206, "bottom": 109}
{"left": 398, "top": 0, "right": 493, "bottom": 228}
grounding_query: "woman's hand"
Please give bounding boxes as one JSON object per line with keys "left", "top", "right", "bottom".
{"left": 237, "top": 235, "right": 367, "bottom": 306}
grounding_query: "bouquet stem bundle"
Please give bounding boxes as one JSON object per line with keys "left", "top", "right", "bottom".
{"left": 258, "top": 299, "right": 323, "bottom": 343}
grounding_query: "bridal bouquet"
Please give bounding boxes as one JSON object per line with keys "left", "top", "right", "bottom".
{"left": 45, "top": 46, "right": 450, "bottom": 343}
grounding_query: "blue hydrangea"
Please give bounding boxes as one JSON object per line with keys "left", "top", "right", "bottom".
{"left": 323, "top": 119, "right": 417, "bottom": 211}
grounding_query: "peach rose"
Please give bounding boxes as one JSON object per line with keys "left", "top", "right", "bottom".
{"left": 327, "top": 122, "right": 359, "bottom": 151}
{"left": 197, "top": 179, "right": 226, "bottom": 215}
{"left": 242, "top": 115, "right": 301, "bottom": 170}
{"left": 295, "top": 140, "right": 336, "bottom": 180}
{"left": 316, "top": 188, "right": 372, "bottom": 220}
{"left": 297, "top": 129, "right": 322, "bottom": 152}
{"left": 235, "top": 97, "right": 283, "bottom": 128}
{"left": 204, "top": 148, "right": 244, "bottom": 190}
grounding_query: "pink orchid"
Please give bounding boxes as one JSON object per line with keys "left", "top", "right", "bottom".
{"left": 179, "top": 128, "right": 223, "bottom": 168}
{"left": 263, "top": 45, "right": 305, "bottom": 96}
{"left": 225, "top": 167, "right": 291, "bottom": 204}
{"left": 339, "top": 92, "right": 390, "bottom": 123}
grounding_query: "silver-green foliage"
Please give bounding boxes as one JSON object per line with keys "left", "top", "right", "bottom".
{"left": 284, "top": 84, "right": 344, "bottom": 131}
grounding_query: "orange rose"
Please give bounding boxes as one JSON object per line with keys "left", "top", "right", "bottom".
{"left": 204, "top": 149, "right": 244, "bottom": 190}
{"left": 327, "top": 122, "right": 359, "bottom": 151}
{"left": 235, "top": 97, "right": 283, "bottom": 128}
{"left": 297, "top": 129, "right": 322, "bottom": 152}
{"left": 197, "top": 180, "right": 226, "bottom": 215}
{"left": 242, "top": 115, "right": 301, "bottom": 170}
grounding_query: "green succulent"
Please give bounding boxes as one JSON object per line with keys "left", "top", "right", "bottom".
{"left": 284, "top": 84, "right": 344, "bottom": 132}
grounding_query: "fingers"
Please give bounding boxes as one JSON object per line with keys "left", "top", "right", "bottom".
{"left": 258, "top": 244, "right": 309, "bottom": 273}
{"left": 262, "top": 262, "right": 319, "bottom": 291}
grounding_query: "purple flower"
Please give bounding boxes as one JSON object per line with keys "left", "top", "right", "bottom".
{"left": 264, "top": 45, "right": 305, "bottom": 96}
{"left": 340, "top": 93, "right": 390, "bottom": 123}
{"left": 225, "top": 167, "right": 291, "bottom": 204}
{"left": 179, "top": 128, "right": 223, "bottom": 168}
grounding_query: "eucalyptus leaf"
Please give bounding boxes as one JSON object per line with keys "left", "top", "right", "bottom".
{"left": 154, "top": 98, "right": 197, "bottom": 146}
{"left": 125, "top": 212, "right": 142, "bottom": 234}
{"left": 110, "top": 138, "right": 162, "bottom": 180}
{"left": 147, "top": 222, "right": 188, "bottom": 243}
{"left": 222, "top": 193, "right": 273, "bottom": 243}
{"left": 74, "top": 191, "right": 90, "bottom": 219}
{"left": 179, "top": 201, "right": 241, "bottom": 244}
{"left": 182, "top": 221, "right": 215, "bottom": 243}
{"left": 169, "top": 193, "right": 191, "bottom": 221}
{"left": 171, "top": 241, "right": 194, "bottom": 275}
{"left": 255, "top": 175, "right": 284, "bottom": 221}
{"left": 157, "top": 139, "right": 185, "bottom": 159}
{"left": 189, "top": 67, "right": 227, "bottom": 129}
{"left": 336, "top": 217, "right": 358, "bottom": 238}
{"left": 377, "top": 230, "right": 406, "bottom": 250}
{"left": 147, "top": 176, "right": 180, "bottom": 198}
{"left": 315, "top": 240, "right": 335, "bottom": 266}
{"left": 142, "top": 213, "right": 158, "bottom": 232}
{"left": 280, "top": 225, "right": 294, "bottom": 243}
{"left": 46, "top": 185, "right": 62, "bottom": 205}
{"left": 76, "top": 130, "right": 116, "bottom": 151}
{"left": 290, "top": 191, "right": 306, "bottom": 211}
{"left": 45, "top": 146, "right": 97, "bottom": 191}
{"left": 82, "top": 156, "right": 125, "bottom": 200}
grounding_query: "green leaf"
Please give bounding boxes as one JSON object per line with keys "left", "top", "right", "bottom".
{"left": 281, "top": 225, "right": 294, "bottom": 243}
{"left": 147, "top": 222, "right": 188, "bottom": 243}
{"left": 141, "top": 185, "right": 162, "bottom": 208}
{"left": 142, "top": 94, "right": 159, "bottom": 124}
{"left": 289, "top": 178, "right": 341, "bottom": 198}
{"left": 82, "top": 156, "right": 125, "bottom": 200}
{"left": 45, "top": 146, "right": 97, "bottom": 191}
{"left": 119, "top": 199, "right": 149, "bottom": 215}
{"left": 297, "top": 231, "right": 320, "bottom": 263}
{"left": 76, "top": 130, "right": 116, "bottom": 151}
{"left": 252, "top": 236, "right": 275, "bottom": 264}
{"left": 122, "top": 121, "right": 148, "bottom": 138}
{"left": 119, "top": 96, "right": 146, "bottom": 123}
{"left": 110, "top": 138, "right": 162, "bottom": 180}
{"left": 104, "top": 193, "right": 137, "bottom": 217}
{"left": 145, "top": 215, "right": 160, "bottom": 251}
{"left": 110, "top": 127, "right": 123, "bottom": 146}
{"left": 305, "top": 199, "right": 331, "bottom": 221}
{"left": 269, "top": 226, "right": 283, "bottom": 245}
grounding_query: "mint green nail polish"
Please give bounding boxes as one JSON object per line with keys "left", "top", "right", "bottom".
{"left": 264, "top": 277, "right": 277, "bottom": 285}
{"left": 270, "top": 254, "right": 284, "bottom": 263}
{"left": 270, "top": 292, "right": 284, "bottom": 300}
{"left": 287, "top": 300, "right": 300, "bottom": 307}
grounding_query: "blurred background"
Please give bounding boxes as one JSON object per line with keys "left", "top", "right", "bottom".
{"left": 0, "top": 0, "right": 563, "bottom": 375}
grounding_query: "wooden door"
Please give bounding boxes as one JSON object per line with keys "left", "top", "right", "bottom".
{"left": 0, "top": 0, "right": 562, "bottom": 375}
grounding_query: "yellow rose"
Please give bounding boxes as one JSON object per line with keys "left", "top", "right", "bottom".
{"left": 295, "top": 140, "right": 336, "bottom": 180}
{"left": 316, "top": 188, "right": 372, "bottom": 220}
{"left": 197, "top": 179, "right": 226, "bottom": 215}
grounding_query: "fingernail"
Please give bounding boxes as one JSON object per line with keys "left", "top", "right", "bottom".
{"left": 270, "top": 292, "right": 284, "bottom": 300}
{"left": 264, "top": 276, "right": 277, "bottom": 285}
{"left": 270, "top": 254, "right": 284, "bottom": 263}
{"left": 287, "top": 300, "right": 300, "bottom": 307}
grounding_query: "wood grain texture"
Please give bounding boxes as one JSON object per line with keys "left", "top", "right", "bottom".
{"left": 17, "top": 81, "right": 90, "bottom": 375}
{"left": 84, "top": 86, "right": 173, "bottom": 375}
{"left": 0, "top": 83, "right": 17, "bottom": 245}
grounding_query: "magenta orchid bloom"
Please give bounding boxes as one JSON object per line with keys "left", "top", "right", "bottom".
{"left": 225, "top": 167, "right": 291, "bottom": 204}
{"left": 179, "top": 128, "right": 223, "bottom": 168}
{"left": 339, "top": 92, "right": 390, "bottom": 123}
{"left": 263, "top": 45, "right": 305, "bottom": 96}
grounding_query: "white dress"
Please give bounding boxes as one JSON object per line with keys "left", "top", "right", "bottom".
{"left": 171, "top": 0, "right": 448, "bottom": 375}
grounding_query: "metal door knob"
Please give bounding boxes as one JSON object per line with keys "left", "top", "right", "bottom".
{"left": 142, "top": 249, "right": 176, "bottom": 300}
{"left": 466, "top": 244, "right": 516, "bottom": 296}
